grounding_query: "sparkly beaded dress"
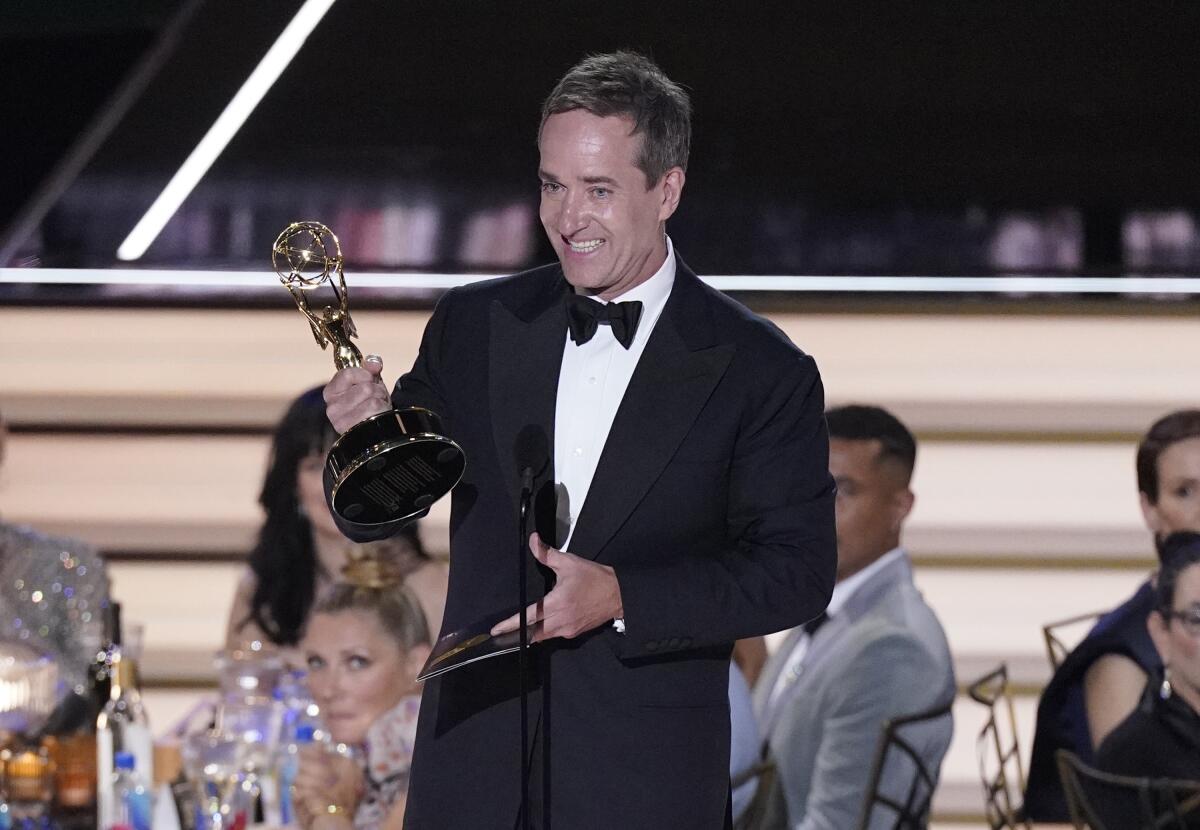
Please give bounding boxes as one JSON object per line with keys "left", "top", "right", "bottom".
{"left": 0, "top": 523, "right": 110, "bottom": 691}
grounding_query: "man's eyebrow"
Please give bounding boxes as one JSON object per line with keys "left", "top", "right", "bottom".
{"left": 537, "top": 171, "right": 621, "bottom": 187}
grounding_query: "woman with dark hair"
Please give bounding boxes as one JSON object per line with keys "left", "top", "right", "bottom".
{"left": 1025, "top": 409, "right": 1200, "bottom": 819}
{"left": 1096, "top": 531, "right": 1200, "bottom": 781}
{"left": 224, "top": 387, "right": 447, "bottom": 657}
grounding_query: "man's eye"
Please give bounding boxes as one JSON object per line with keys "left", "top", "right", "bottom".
{"left": 592, "top": 187, "right": 610, "bottom": 198}
{"left": 540, "top": 182, "right": 562, "bottom": 194}
{"left": 306, "top": 656, "right": 324, "bottom": 670}
{"left": 1176, "top": 484, "right": 1195, "bottom": 499}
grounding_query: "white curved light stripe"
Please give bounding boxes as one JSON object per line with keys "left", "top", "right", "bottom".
{"left": 115, "top": 0, "right": 340, "bottom": 262}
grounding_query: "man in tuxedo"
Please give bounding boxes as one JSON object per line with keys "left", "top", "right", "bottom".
{"left": 324, "top": 52, "right": 836, "bottom": 829}
{"left": 750, "top": 405, "right": 954, "bottom": 830}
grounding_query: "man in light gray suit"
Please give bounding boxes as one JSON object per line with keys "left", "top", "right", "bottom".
{"left": 750, "top": 405, "right": 955, "bottom": 829}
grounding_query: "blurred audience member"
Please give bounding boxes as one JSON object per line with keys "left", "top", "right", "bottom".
{"left": 749, "top": 405, "right": 954, "bottom": 829}
{"left": 225, "top": 388, "right": 447, "bottom": 660}
{"left": 293, "top": 557, "right": 431, "bottom": 829}
{"left": 0, "top": 407, "right": 110, "bottom": 693}
{"left": 1097, "top": 531, "right": 1200, "bottom": 780}
{"left": 734, "top": 636, "right": 768, "bottom": 687}
{"left": 1026, "top": 409, "right": 1200, "bottom": 820}
{"left": 730, "top": 661, "right": 762, "bottom": 822}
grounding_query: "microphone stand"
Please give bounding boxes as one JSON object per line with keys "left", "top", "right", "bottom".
{"left": 518, "top": 467, "right": 534, "bottom": 830}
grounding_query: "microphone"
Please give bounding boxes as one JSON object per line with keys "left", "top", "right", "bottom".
{"left": 511, "top": 424, "right": 549, "bottom": 829}
{"left": 514, "top": 425, "right": 549, "bottom": 496}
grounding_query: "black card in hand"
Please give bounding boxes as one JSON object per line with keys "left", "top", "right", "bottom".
{"left": 416, "top": 610, "right": 537, "bottom": 682}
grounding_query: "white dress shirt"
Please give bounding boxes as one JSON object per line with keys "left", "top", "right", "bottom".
{"left": 764, "top": 546, "right": 907, "bottom": 716}
{"left": 553, "top": 237, "right": 676, "bottom": 551}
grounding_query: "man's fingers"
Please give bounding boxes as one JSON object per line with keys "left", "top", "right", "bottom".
{"left": 364, "top": 354, "right": 387, "bottom": 384}
{"left": 324, "top": 363, "right": 391, "bottom": 433}
{"left": 491, "top": 600, "right": 544, "bottom": 636}
{"left": 529, "top": 532, "right": 563, "bottom": 568}
{"left": 323, "top": 366, "right": 376, "bottom": 400}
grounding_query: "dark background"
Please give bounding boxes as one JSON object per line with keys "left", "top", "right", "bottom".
{"left": 4, "top": 1, "right": 1200, "bottom": 275}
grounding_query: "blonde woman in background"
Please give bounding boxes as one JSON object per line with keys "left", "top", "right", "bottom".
{"left": 293, "top": 558, "right": 432, "bottom": 829}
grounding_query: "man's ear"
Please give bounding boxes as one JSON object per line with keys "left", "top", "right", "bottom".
{"left": 891, "top": 488, "right": 915, "bottom": 534}
{"left": 657, "top": 167, "right": 686, "bottom": 223}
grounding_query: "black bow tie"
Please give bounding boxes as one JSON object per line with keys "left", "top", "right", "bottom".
{"left": 565, "top": 294, "right": 644, "bottom": 349}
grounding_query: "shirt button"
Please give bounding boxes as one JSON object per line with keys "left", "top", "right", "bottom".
{"left": 588, "top": 376, "right": 597, "bottom": 384}
{"left": 574, "top": 447, "right": 584, "bottom": 456}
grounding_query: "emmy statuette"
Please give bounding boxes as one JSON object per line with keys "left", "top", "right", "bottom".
{"left": 273, "top": 221, "right": 465, "bottom": 525}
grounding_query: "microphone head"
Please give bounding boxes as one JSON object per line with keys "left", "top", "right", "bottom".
{"left": 514, "top": 425, "right": 550, "bottom": 481}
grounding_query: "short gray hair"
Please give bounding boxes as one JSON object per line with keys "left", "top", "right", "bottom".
{"left": 540, "top": 51, "right": 691, "bottom": 189}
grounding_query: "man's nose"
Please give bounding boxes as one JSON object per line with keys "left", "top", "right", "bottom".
{"left": 556, "top": 191, "right": 588, "bottom": 236}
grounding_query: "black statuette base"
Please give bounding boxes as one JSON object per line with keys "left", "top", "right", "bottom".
{"left": 327, "top": 407, "right": 465, "bottom": 526}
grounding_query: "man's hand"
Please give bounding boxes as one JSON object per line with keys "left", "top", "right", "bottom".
{"left": 324, "top": 354, "right": 390, "bottom": 433}
{"left": 491, "top": 533, "right": 624, "bottom": 642}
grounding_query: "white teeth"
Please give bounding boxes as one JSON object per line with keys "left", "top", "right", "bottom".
{"left": 568, "top": 239, "right": 604, "bottom": 253}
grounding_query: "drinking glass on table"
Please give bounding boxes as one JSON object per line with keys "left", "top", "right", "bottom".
{"left": 182, "top": 730, "right": 250, "bottom": 830}
{"left": 214, "top": 695, "right": 284, "bottom": 822}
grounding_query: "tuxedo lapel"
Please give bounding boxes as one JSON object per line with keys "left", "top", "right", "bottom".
{"left": 567, "top": 267, "right": 735, "bottom": 560}
{"left": 488, "top": 273, "right": 568, "bottom": 517}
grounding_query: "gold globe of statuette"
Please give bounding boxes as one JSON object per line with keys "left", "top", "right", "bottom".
{"left": 272, "top": 221, "right": 343, "bottom": 289}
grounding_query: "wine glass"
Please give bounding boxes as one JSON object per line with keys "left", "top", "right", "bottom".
{"left": 182, "top": 731, "right": 249, "bottom": 830}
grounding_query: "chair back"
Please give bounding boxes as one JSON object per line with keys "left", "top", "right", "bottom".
{"left": 967, "top": 664, "right": 1031, "bottom": 829}
{"left": 856, "top": 697, "right": 955, "bottom": 830}
{"left": 1041, "top": 610, "right": 1105, "bottom": 671}
{"left": 1056, "top": 749, "right": 1200, "bottom": 830}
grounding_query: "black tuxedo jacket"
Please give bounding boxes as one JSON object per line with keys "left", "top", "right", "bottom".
{"left": 331, "top": 259, "right": 836, "bottom": 829}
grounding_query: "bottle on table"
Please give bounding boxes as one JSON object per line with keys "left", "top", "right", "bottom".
{"left": 106, "top": 753, "right": 151, "bottom": 830}
{"left": 88, "top": 604, "right": 121, "bottom": 721}
{"left": 95, "top": 609, "right": 153, "bottom": 829}
{"left": 272, "top": 723, "right": 315, "bottom": 827}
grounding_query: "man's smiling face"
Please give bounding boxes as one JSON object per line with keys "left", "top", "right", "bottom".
{"left": 538, "top": 109, "right": 683, "bottom": 300}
